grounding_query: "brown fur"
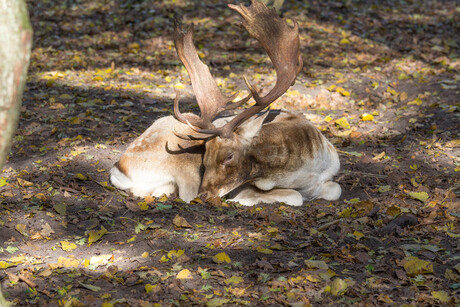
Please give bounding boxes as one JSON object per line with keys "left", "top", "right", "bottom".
{"left": 200, "top": 111, "right": 326, "bottom": 197}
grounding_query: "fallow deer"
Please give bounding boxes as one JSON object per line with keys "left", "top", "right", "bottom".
{"left": 110, "top": 0, "right": 341, "bottom": 206}
{"left": 174, "top": 1, "right": 341, "bottom": 205}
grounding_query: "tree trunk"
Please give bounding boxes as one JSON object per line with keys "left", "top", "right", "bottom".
{"left": 0, "top": 0, "right": 33, "bottom": 170}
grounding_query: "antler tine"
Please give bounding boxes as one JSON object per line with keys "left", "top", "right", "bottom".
{"left": 212, "top": 0, "right": 303, "bottom": 138}
{"left": 173, "top": 18, "right": 251, "bottom": 130}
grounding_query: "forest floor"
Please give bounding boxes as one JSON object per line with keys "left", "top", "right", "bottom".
{"left": 1, "top": 0, "right": 459, "bottom": 306}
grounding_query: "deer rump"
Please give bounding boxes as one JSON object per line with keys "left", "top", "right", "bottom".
{"left": 110, "top": 110, "right": 341, "bottom": 206}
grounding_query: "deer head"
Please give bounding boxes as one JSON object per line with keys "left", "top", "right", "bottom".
{"left": 173, "top": 0, "right": 303, "bottom": 198}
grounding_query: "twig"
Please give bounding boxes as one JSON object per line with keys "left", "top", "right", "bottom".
{"left": 18, "top": 274, "right": 37, "bottom": 288}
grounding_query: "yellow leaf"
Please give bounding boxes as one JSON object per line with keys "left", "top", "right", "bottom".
{"left": 306, "top": 274, "right": 321, "bottom": 282}
{"left": 142, "top": 252, "right": 149, "bottom": 258}
{"left": 177, "top": 269, "right": 193, "bottom": 279}
{"left": 57, "top": 256, "right": 80, "bottom": 268}
{"left": 432, "top": 290, "right": 450, "bottom": 303}
{"left": 340, "top": 38, "right": 350, "bottom": 44}
{"left": 256, "top": 246, "right": 273, "bottom": 254}
{"left": 101, "top": 302, "right": 114, "bottom": 307}
{"left": 35, "top": 193, "right": 46, "bottom": 202}
{"left": 304, "top": 260, "right": 329, "bottom": 270}
{"left": 403, "top": 256, "right": 433, "bottom": 276}
{"left": 90, "top": 254, "right": 113, "bottom": 267}
{"left": 324, "top": 115, "right": 333, "bottom": 122}
{"left": 93, "top": 76, "right": 104, "bottom": 81}
{"left": 0, "top": 261, "right": 16, "bottom": 269}
{"left": 74, "top": 173, "right": 87, "bottom": 180}
{"left": 15, "top": 224, "right": 29, "bottom": 237}
{"left": 158, "top": 195, "right": 169, "bottom": 202}
{"left": 335, "top": 117, "right": 350, "bottom": 129}
{"left": 49, "top": 103, "right": 66, "bottom": 109}
{"left": 213, "top": 252, "right": 231, "bottom": 264}
{"left": 408, "top": 98, "right": 422, "bottom": 105}
{"left": 61, "top": 241, "right": 77, "bottom": 252}
{"left": 98, "top": 181, "right": 115, "bottom": 191}
{"left": 225, "top": 275, "right": 243, "bottom": 284}
{"left": 327, "top": 84, "right": 336, "bottom": 91}
{"left": 386, "top": 87, "right": 398, "bottom": 96}
{"left": 408, "top": 191, "right": 429, "bottom": 202}
{"left": 173, "top": 215, "right": 192, "bottom": 228}
{"left": 330, "top": 278, "right": 348, "bottom": 296}
{"left": 138, "top": 202, "right": 149, "bottom": 211}
{"left": 373, "top": 151, "right": 385, "bottom": 160}
{"left": 353, "top": 231, "right": 364, "bottom": 240}
{"left": 386, "top": 206, "right": 401, "bottom": 217}
{"left": 145, "top": 283, "right": 157, "bottom": 293}
{"left": 360, "top": 113, "right": 374, "bottom": 121}
{"left": 88, "top": 226, "right": 107, "bottom": 245}
{"left": 167, "top": 249, "right": 185, "bottom": 259}
{"left": 127, "top": 236, "right": 136, "bottom": 243}
{"left": 17, "top": 177, "right": 33, "bottom": 187}
{"left": 319, "top": 269, "right": 336, "bottom": 281}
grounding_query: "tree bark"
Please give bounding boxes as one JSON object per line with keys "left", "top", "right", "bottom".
{"left": 0, "top": 0, "right": 33, "bottom": 170}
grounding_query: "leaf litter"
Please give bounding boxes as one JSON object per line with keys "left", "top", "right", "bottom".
{"left": 0, "top": 0, "right": 458, "bottom": 306}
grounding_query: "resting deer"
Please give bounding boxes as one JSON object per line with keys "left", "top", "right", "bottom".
{"left": 110, "top": 0, "right": 341, "bottom": 206}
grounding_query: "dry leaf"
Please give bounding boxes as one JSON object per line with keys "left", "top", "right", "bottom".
{"left": 173, "top": 215, "right": 192, "bottom": 228}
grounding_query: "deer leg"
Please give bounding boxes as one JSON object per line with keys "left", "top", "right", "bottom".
{"left": 229, "top": 186, "right": 303, "bottom": 206}
{"left": 319, "top": 181, "right": 341, "bottom": 201}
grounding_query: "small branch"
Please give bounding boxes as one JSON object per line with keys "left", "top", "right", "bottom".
{"left": 18, "top": 274, "right": 37, "bottom": 288}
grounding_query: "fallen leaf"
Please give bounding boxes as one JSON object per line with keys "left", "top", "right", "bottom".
{"left": 145, "top": 283, "right": 157, "bottom": 293}
{"left": 335, "top": 117, "right": 350, "bottom": 129}
{"left": 225, "top": 275, "right": 243, "bottom": 284}
{"left": 408, "top": 191, "right": 429, "bottom": 202}
{"left": 61, "top": 241, "right": 77, "bottom": 252}
{"left": 53, "top": 203, "right": 67, "bottom": 215}
{"left": 403, "top": 256, "right": 433, "bottom": 276}
{"left": 304, "top": 260, "right": 329, "bottom": 270}
{"left": 360, "top": 113, "right": 374, "bottom": 121}
{"left": 213, "top": 252, "right": 231, "bottom": 264}
{"left": 177, "top": 269, "right": 193, "bottom": 279}
{"left": 330, "top": 278, "right": 347, "bottom": 296}
{"left": 431, "top": 290, "right": 450, "bottom": 303}
{"left": 57, "top": 256, "right": 80, "bottom": 268}
{"left": 173, "top": 215, "right": 192, "bottom": 228}
{"left": 206, "top": 298, "right": 229, "bottom": 307}
{"left": 17, "top": 178, "right": 33, "bottom": 187}
{"left": 78, "top": 281, "right": 101, "bottom": 292}
{"left": 0, "top": 261, "right": 17, "bottom": 269}
{"left": 88, "top": 226, "right": 108, "bottom": 245}
{"left": 15, "top": 224, "right": 29, "bottom": 237}
{"left": 40, "top": 223, "right": 55, "bottom": 237}
{"left": 256, "top": 246, "right": 273, "bottom": 254}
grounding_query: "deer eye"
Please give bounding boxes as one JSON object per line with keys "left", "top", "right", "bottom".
{"left": 222, "top": 153, "right": 234, "bottom": 166}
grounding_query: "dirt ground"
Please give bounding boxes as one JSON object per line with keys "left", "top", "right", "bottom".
{"left": 1, "top": 0, "right": 459, "bottom": 306}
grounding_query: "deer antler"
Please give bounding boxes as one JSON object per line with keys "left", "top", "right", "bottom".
{"left": 173, "top": 19, "right": 251, "bottom": 130}
{"left": 173, "top": 0, "right": 302, "bottom": 138}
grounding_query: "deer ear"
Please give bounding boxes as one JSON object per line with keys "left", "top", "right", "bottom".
{"left": 236, "top": 111, "right": 270, "bottom": 141}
